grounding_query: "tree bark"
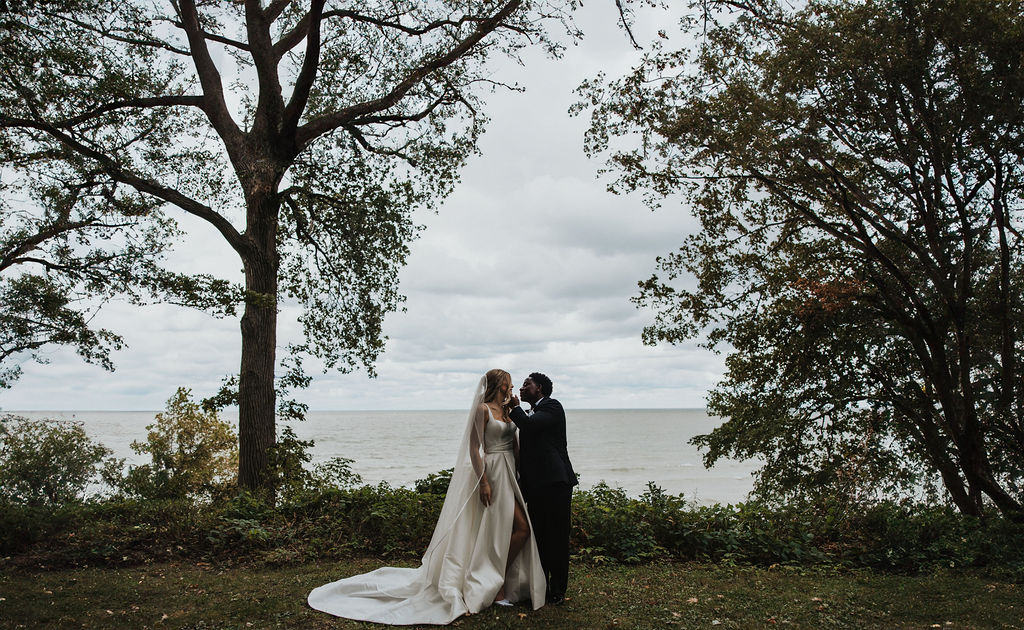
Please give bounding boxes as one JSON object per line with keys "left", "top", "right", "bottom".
{"left": 236, "top": 186, "right": 281, "bottom": 495}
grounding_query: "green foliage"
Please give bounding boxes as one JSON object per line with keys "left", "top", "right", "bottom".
{"left": 572, "top": 482, "right": 665, "bottom": 563}
{"left": 107, "top": 388, "right": 237, "bottom": 502}
{"left": 0, "top": 0, "right": 577, "bottom": 493}
{"left": 577, "top": 0, "right": 1024, "bottom": 518}
{"left": 3, "top": 472, "right": 1023, "bottom": 580}
{"left": 290, "top": 483, "right": 444, "bottom": 558}
{"left": 573, "top": 482, "right": 826, "bottom": 566}
{"left": 0, "top": 414, "right": 113, "bottom": 506}
{"left": 0, "top": 497, "right": 220, "bottom": 563}
{"left": 414, "top": 468, "right": 453, "bottom": 495}
{"left": 266, "top": 424, "right": 362, "bottom": 504}
{"left": 265, "top": 425, "right": 316, "bottom": 504}
{"left": 312, "top": 456, "right": 364, "bottom": 491}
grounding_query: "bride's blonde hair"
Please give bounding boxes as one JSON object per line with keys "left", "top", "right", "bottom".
{"left": 483, "top": 369, "right": 512, "bottom": 405}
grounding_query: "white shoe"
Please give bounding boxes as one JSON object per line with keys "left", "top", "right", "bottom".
{"left": 494, "top": 599, "right": 513, "bottom": 607}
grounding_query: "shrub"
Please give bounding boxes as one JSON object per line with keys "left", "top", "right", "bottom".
{"left": 267, "top": 425, "right": 363, "bottom": 504}
{"left": 572, "top": 482, "right": 663, "bottom": 563}
{"left": 0, "top": 414, "right": 114, "bottom": 506}
{"left": 312, "top": 456, "right": 363, "bottom": 490}
{"left": 266, "top": 425, "right": 316, "bottom": 503}
{"left": 414, "top": 468, "right": 453, "bottom": 495}
{"left": 3, "top": 468, "right": 1022, "bottom": 579}
{"left": 108, "top": 388, "right": 237, "bottom": 501}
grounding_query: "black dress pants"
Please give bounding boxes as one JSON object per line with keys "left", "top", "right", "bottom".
{"left": 524, "top": 482, "right": 572, "bottom": 600}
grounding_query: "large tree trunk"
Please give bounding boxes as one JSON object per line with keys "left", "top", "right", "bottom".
{"left": 942, "top": 398, "right": 1024, "bottom": 521}
{"left": 237, "top": 187, "right": 281, "bottom": 495}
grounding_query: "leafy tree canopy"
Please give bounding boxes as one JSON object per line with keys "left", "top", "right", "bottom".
{"left": 1, "top": 0, "right": 576, "bottom": 491}
{"left": 578, "top": 0, "right": 1024, "bottom": 519}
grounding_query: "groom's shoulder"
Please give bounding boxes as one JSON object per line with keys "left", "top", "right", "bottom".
{"left": 545, "top": 397, "right": 565, "bottom": 412}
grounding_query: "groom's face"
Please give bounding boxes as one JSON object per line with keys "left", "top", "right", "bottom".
{"left": 520, "top": 378, "right": 542, "bottom": 404}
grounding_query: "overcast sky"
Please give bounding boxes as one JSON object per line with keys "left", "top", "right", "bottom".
{"left": 2, "top": 3, "right": 724, "bottom": 412}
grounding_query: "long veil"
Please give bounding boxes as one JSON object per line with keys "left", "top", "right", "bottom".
{"left": 416, "top": 375, "right": 488, "bottom": 585}
{"left": 309, "top": 374, "right": 543, "bottom": 625}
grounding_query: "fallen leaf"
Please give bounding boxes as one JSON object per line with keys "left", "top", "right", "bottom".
{"left": 686, "top": 597, "right": 699, "bottom": 604}
{"left": 671, "top": 612, "right": 681, "bottom": 618}
{"left": 518, "top": 613, "right": 527, "bottom": 619}
{"left": 811, "top": 597, "right": 823, "bottom": 602}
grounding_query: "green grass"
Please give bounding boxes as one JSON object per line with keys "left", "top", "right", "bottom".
{"left": 1, "top": 558, "right": 1021, "bottom": 629}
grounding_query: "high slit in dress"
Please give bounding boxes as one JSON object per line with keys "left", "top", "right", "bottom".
{"left": 308, "top": 406, "right": 546, "bottom": 625}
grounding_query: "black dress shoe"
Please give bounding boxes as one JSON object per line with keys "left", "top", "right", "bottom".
{"left": 548, "top": 594, "right": 565, "bottom": 605}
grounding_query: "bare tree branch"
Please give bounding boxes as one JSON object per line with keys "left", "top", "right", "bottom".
{"left": 48, "top": 12, "right": 192, "bottom": 56}
{"left": 162, "top": 18, "right": 252, "bottom": 52}
{"left": 282, "top": 0, "right": 325, "bottom": 143}
{"left": 53, "top": 96, "right": 205, "bottom": 128}
{"left": 176, "top": 0, "right": 245, "bottom": 154}
{"left": 274, "top": 8, "right": 491, "bottom": 58}
{"left": 614, "top": 0, "right": 642, "bottom": 50}
{"left": 296, "top": 0, "right": 524, "bottom": 145}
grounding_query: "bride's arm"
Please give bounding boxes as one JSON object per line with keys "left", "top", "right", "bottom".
{"left": 514, "top": 430, "right": 521, "bottom": 474}
{"left": 469, "top": 404, "right": 492, "bottom": 506}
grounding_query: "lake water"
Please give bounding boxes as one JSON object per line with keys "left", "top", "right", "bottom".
{"left": 8, "top": 409, "right": 757, "bottom": 504}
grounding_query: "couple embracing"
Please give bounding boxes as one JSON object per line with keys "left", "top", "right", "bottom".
{"left": 308, "top": 370, "right": 578, "bottom": 625}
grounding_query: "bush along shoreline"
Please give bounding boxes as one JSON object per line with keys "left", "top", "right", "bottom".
{"left": 3, "top": 477, "right": 1023, "bottom": 581}
{"left": 2, "top": 409, "right": 1023, "bottom": 580}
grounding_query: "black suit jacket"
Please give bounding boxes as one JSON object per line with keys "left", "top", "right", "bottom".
{"left": 510, "top": 397, "right": 578, "bottom": 494}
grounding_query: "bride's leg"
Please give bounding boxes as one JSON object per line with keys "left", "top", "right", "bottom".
{"left": 506, "top": 500, "right": 530, "bottom": 569}
{"left": 495, "top": 500, "right": 530, "bottom": 602}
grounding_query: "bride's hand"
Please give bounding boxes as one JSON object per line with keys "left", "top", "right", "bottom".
{"left": 478, "top": 479, "right": 492, "bottom": 506}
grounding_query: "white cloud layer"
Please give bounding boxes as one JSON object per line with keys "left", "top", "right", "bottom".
{"left": 1, "top": 3, "right": 723, "bottom": 412}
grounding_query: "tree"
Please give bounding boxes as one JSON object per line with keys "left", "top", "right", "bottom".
{"left": 113, "top": 387, "right": 238, "bottom": 501}
{"left": 578, "top": 0, "right": 1024, "bottom": 519}
{"left": 0, "top": 155, "right": 238, "bottom": 388}
{"left": 0, "top": 414, "right": 114, "bottom": 506}
{"left": 1, "top": 0, "right": 574, "bottom": 493}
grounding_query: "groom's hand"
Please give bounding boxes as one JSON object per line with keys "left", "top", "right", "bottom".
{"left": 508, "top": 394, "right": 520, "bottom": 408}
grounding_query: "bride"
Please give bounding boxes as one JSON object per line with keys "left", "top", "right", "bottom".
{"left": 308, "top": 369, "right": 547, "bottom": 624}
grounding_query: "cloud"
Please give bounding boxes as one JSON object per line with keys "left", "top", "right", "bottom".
{"left": 0, "top": 2, "right": 721, "bottom": 413}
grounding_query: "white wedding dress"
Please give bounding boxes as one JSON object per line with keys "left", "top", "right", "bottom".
{"left": 308, "top": 382, "right": 546, "bottom": 625}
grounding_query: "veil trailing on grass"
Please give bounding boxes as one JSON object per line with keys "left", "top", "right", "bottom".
{"left": 309, "top": 375, "right": 544, "bottom": 625}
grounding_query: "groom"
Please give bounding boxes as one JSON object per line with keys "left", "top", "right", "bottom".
{"left": 509, "top": 372, "right": 577, "bottom": 605}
